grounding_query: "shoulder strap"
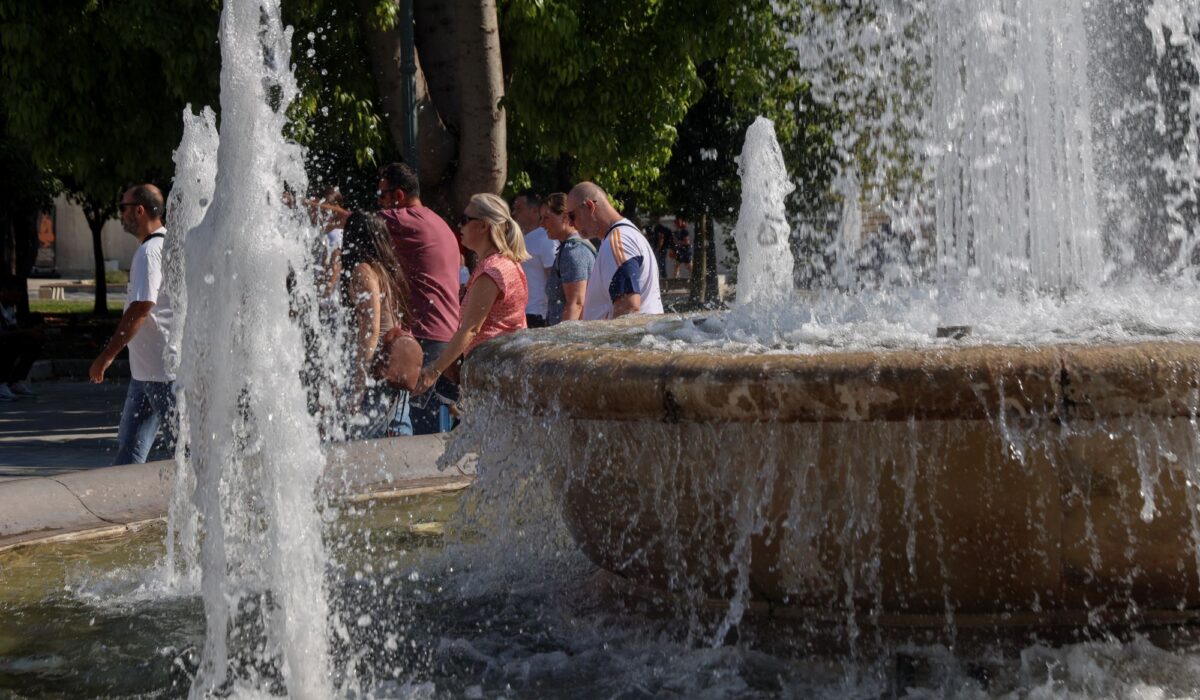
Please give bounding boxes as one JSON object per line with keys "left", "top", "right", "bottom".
{"left": 142, "top": 232, "right": 165, "bottom": 245}
{"left": 555, "top": 237, "right": 597, "bottom": 275}
{"left": 576, "top": 237, "right": 597, "bottom": 255}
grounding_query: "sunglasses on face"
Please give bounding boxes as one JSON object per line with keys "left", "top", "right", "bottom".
{"left": 460, "top": 214, "right": 482, "bottom": 227}
{"left": 567, "top": 200, "right": 592, "bottom": 225}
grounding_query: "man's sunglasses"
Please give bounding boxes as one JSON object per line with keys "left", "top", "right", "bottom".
{"left": 567, "top": 200, "right": 592, "bottom": 225}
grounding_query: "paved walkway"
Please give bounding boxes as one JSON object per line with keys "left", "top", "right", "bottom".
{"left": 0, "top": 380, "right": 128, "bottom": 480}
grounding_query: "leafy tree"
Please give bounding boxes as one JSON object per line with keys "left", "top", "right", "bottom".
{"left": 0, "top": 0, "right": 221, "bottom": 314}
{"left": 0, "top": 110, "right": 57, "bottom": 320}
{"left": 651, "top": 2, "right": 839, "bottom": 300}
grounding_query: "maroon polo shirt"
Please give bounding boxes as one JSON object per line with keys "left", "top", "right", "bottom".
{"left": 379, "top": 206, "right": 462, "bottom": 343}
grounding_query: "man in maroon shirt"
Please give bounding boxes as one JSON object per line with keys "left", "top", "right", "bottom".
{"left": 377, "top": 162, "right": 462, "bottom": 434}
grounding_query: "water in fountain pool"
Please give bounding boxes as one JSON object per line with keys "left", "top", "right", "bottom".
{"left": 8, "top": 490, "right": 1200, "bottom": 698}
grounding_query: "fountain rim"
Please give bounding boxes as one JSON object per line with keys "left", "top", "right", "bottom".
{"left": 0, "top": 435, "right": 471, "bottom": 553}
{"left": 465, "top": 315, "right": 1200, "bottom": 424}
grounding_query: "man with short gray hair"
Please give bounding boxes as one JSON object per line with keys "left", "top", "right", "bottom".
{"left": 90, "top": 183, "right": 176, "bottom": 464}
{"left": 567, "top": 182, "right": 662, "bottom": 320}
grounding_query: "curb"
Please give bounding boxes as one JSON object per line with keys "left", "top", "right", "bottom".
{"left": 0, "top": 434, "right": 470, "bottom": 551}
{"left": 29, "top": 359, "right": 131, "bottom": 381}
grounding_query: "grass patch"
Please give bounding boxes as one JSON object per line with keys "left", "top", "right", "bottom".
{"left": 104, "top": 269, "right": 129, "bottom": 284}
{"left": 30, "top": 299, "right": 125, "bottom": 315}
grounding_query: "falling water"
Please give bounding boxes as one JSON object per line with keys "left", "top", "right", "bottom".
{"left": 161, "top": 105, "right": 218, "bottom": 595}
{"left": 788, "top": 0, "right": 1197, "bottom": 292}
{"left": 173, "top": 0, "right": 332, "bottom": 695}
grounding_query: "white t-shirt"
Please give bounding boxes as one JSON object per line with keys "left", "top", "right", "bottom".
{"left": 126, "top": 228, "right": 174, "bottom": 382}
{"left": 325, "top": 227, "right": 343, "bottom": 254}
{"left": 582, "top": 219, "right": 663, "bottom": 320}
{"left": 521, "top": 227, "right": 558, "bottom": 318}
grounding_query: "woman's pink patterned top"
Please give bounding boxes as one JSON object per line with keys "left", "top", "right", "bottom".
{"left": 465, "top": 253, "right": 528, "bottom": 355}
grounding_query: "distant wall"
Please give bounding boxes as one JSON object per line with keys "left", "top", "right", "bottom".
{"left": 51, "top": 195, "right": 138, "bottom": 278}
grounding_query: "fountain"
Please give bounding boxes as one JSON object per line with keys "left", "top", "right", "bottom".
{"left": 9, "top": 0, "right": 1200, "bottom": 697}
{"left": 461, "top": 0, "right": 1200, "bottom": 643}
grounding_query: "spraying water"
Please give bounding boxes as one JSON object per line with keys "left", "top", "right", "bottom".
{"left": 173, "top": 0, "right": 333, "bottom": 695}
{"left": 161, "top": 105, "right": 219, "bottom": 595}
{"left": 733, "top": 117, "right": 796, "bottom": 308}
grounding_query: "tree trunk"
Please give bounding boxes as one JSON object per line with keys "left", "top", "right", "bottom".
{"left": 12, "top": 208, "right": 37, "bottom": 322}
{"left": 85, "top": 206, "right": 109, "bottom": 316}
{"left": 689, "top": 217, "right": 708, "bottom": 304}
{"left": 359, "top": 0, "right": 456, "bottom": 191}
{"left": 703, "top": 214, "right": 719, "bottom": 304}
{"left": 365, "top": 0, "right": 506, "bottom": 216}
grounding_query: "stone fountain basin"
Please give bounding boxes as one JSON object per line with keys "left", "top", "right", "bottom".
{"left": 466, "top": 316, "right": 1200, "bottom": 625}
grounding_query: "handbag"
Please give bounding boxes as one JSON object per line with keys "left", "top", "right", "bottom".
{"left": 374, "top": 326, "right": 424, "bottom": 392}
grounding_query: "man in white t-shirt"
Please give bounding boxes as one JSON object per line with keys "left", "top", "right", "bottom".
{"left": 89, "top": 184, "right": 176, "bottom": 465}
{"left": 512, "top": 190, "right": 558, "bottom": 328}
{"left": 568, "top": 182, "right": 663, "bottom": 320}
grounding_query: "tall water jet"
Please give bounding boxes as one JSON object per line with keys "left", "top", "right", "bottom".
{"left": 176, "top": 0, "right": 332, "bottom": 695}
{"left": 733, "top": 117, "right": 796, "bottom": 308}
{"left": 161, "top": 105, "right": 219, "bottom": 594}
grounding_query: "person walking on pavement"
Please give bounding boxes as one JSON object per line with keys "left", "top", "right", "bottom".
{"left": 512, "top": 190, "right": 557, "bottom": 329}
{"left": 0, "top": 275, "right": 44, "bottom": 400}
{"left": 89, "top": 184, "right": 177, "bottom": 465}
{"left": 541, "top": 193, "right": 596, "bottom": 324}
{"left": 567, "top": 182, "right": 663, "bottom": 320}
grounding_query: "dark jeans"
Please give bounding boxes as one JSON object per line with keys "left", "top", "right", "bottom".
{"left": 0, "top": 329, "right": 44, "bottom": 383}
{"left": 525, "top": 314, "right": 547, "bottom": 329}
{"left": 405, "top": 338, "right": 460, "bottom": 435}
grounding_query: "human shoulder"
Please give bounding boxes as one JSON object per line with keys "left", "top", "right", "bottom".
{"left": 563, "top": 236, "right": 597, "bottom": 262}
{"left": 559, "top": 238, "right": 596, "bottom": 282}
{"left": 351, "top": 261, "right": 381, "bottom": 291}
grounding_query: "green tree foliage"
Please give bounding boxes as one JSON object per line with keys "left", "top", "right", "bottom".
{"left": 0, "top": 1, "right": 221, "bottom": 202}
{"left": 500, "top": 0, "right": 711, "bottom": 195}
{"left": 0, "top": 0, "right": 221, "bottom": 313}
{"left": 285, "top": 0, "right": 396, "bottom": 206}
{"left": 499, "top": 0, "right": 839, "bottom": 218}
{"left": 0, "top": 0, "right": 841, "bottom": 271}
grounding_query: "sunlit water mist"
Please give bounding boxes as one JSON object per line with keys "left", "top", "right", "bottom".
{"left": 634, "top": 0, "right": 1200, "bottom": 351}
{"left": 172, "top": 0, "right": 333, "bottom": 695}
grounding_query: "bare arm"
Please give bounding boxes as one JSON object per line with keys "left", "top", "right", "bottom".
{"left": 89, "top": 302, "right": 154, "bottom": 383}
{"left": 560, "top": 280, "right": 587, "bottom": 322}
{"left": 323, "top": 248, "right": 342, "bottom": 298}
{"left": 415, "top": 275, "right": 500, "bottom": 393}
{"left": 350, "top": 264, "right": 383, "bottom": 402}
{"left": 611, "top": 293, "right": 642, "bottom": 318}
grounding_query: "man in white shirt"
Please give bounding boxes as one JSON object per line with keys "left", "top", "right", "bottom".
{"left": 568, "top": 182, "right": 663, "bottom": 320}
{"left": 512, "top": 190, "right": 558, "bottom": 328}
{"left": 89, "top": 184, "right": 176, "bottom": 465}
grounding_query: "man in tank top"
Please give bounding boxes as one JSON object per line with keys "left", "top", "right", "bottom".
{"left": 89, "top": 184, "right": 177, "bottom": 464}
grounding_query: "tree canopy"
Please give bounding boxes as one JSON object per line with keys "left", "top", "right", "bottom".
{"left": 0, "top": 0, "right": 839, "bottom": 239}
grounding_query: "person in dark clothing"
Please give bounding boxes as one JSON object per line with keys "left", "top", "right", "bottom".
{"left": 651, "top": 222, "right": 672, "bottom": 277}
{"left": 672, "top": 215, "right": 693, "bottom": 279}
{"left": 0, "top": 277, "right": 43, "bottom": 400}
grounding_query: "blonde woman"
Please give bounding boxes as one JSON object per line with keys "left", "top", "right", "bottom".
{"left": 414, "top": 194, "right": 530, "bottom": 394}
